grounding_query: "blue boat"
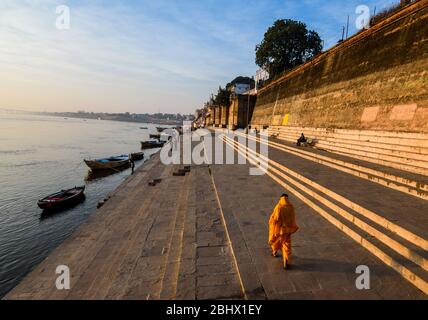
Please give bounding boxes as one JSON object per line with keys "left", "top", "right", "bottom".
{"left": 84, "top": 155, "right": 130, "bottom": 171}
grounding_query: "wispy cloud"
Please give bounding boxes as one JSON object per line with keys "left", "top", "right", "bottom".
{"left": 0, "top": 0, "right": 397, "bottom": 113}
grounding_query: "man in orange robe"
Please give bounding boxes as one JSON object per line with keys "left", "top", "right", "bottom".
{"left": 268, "top": 194, "right": 299, "bottom": 269}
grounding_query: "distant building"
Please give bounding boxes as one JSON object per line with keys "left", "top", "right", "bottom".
{"left": 230, "top": 83, "right": 251, "bottom": 95}
{"left": 255, "top": 68, "right": 270, "bottom": 91}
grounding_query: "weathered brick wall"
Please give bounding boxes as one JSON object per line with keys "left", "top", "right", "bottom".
{"left": 251, "top": 1, "right": 428, "bottom": 133}
{"left": 228, "top": 95, "right": 257, "bottom": 129}
{"left": 221, "top": 106, "right": 229, "bottom": 127}
{"left": 214, "top": 106, "right": 221, "bottom": 126}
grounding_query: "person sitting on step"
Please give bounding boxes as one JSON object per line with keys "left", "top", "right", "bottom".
{"left": 297, "top": 133, "right": 307, "bottom": 147}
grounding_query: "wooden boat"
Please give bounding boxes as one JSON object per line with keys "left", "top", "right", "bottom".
{"left": 38, "top": 186, "right": 85, "bottom": 210}
{"left": 150, "top": 134, "right": 161, "bottom": 140}
{"left": 84, "top": 155, "right": 130, "bottom": 171}
{"left": 85, "top": 165, "right": 130, "bottom": 181}
{"left": 141, "top": 141, "right": 165, "bottom": 150}
{"left": 130, "top": 152, "right": 145, "bottom": 161}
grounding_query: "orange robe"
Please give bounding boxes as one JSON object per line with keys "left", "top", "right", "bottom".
{"left": 268, "top": 197, "right": 299, "bottom": 267}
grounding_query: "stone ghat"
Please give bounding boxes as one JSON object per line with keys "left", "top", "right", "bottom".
{"left": 4, "top": 152, "right": 244, "bottom": 300}
{"left": 4, "top": 133, "right": 428, "bottom": 300}
{"left": 267, "top": 126, "right": 428, "bottom": 177}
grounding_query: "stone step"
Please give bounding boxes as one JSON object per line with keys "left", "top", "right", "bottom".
{"left": 276, "top": 132, "right": 428, "bottom": 163}
{"left": 83, "top": 167, "right": 172, "bottom": 299}
{"left": 233, "top": 130, "right": 428, "bottom": 199}
{"left": 122, "top": 164, "right": 186, "bottom": 300}
{"left": 230, "top": 135, "right": 428, "bottom": 252}
{"left": 276, "top": 132, "right": 428, "bottom": 158}
{"left": 103, "top": 162, "right": 178, "bottom": 300}
{"left": 178, "top": 165, "right": 244, "bottom": 300}
{"left": 222, "top": 135, "right": 428, "bottom": 295}
{"left": 158, "top": 171, "right": 192, "bottom": 299}
{"left": 271, "top": 132, "right": 428, "bottom": 175}
{"left": 173, "top": 167, "right": 198, "bottom": 299}
{"left": 270, "top": 129, "right": 428, "bottom": 150}
{"left": 308, "top": 189, "right": 428, "bottom": 295}
{"left": 175, "top": 171, "right": 198, "bottom": 300}
{"left": 269, "top": 126, "right": 428, "bottom": 145}
{"left": 314, "top": 142, "right": 428, "bottom": 169}
{"left": 313, "top": 135, "right": 428, "bottom": 156}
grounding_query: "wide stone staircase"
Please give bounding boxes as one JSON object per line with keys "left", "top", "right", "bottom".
{"left": 226, "top": 127, "right": 428, "bottom": 297}
{"left": 268, "top": 126, "right": 428, "bottom": 176}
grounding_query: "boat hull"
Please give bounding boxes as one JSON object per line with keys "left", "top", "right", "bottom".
{"left": 85, "top": 165, "right": 130, "bottom": 181}
{"left": 141, "top": 141, "right": 165, "bottom": 150}
{"left": 38, "top": 187, "right": 86, "bottom": 211}
{"left": 130, "top": 152, "right": 145, "bottom": 161}
{"left": 84, "top": 156, "right": 130, "bottom": 171}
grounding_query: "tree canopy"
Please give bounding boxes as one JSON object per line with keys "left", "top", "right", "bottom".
{"left": 226, "top": 76, "right": 255, "bottom": 91}
{"left": 210, "top": 76, "right": 255, "bottom": 107}
{"left": 213, "top": 86, "right": 230, "bottom": 107}
{"left": 255, "top": 19, "right": 323, "bottom": 78}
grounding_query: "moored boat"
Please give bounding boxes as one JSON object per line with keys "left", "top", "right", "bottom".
{"left": 85, "top": 165, "right": 130, "bottom": 181}
{"left": 156, "top": 127, "right": 166, "bottom": 133}
{"left": 84, "top": 155, "right": 130, "bottom": 171}
{"left": 130, "top": 152, "right": 145, "bottom": 161}
{"left": 38, "top": 186, "right": 85, "bottom": 210}
{"left": 150, "top": 134, "right": 161, "bottom": 140}
{"left": 141, "top": 141, "right": 165, "bottom": 150}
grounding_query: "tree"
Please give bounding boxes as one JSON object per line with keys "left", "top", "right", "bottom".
{"left": 213, "top": 86, "right": 230, "bottom": 106}
{"left": 255, "top": 19, "right": 323, "bottom": 78}
{"left": 210, "top": 75, "right": 255, "bottom": 107}
{"left": 226, "top": 76, "right": 255, "bottom": 91}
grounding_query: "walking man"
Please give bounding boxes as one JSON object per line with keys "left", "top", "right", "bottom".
{"left": 268, "top": 194, "right": 299, "bottom": 269}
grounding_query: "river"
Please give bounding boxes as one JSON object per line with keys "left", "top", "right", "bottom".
{"left": 0, "top": 112, "right": 165, "bottom": 297}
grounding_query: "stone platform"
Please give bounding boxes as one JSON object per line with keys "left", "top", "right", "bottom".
{"left": 4, "top": 132, "right": 428, "bottom": 300}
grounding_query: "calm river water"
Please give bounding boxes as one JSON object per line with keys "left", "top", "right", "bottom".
{"left": 0, "top": 113, "right": 164, "bottom": 297}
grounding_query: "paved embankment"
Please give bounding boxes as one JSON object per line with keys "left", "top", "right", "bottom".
{"left": 5, "top": 131, "right": 428, "bottom": 300}
{"left": 5, "top": 152, "right": 243, "bottom": 300}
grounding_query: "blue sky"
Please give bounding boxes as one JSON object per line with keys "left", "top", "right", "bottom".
{"left": 0, "top": 0, "right": 395, "bottom": 114}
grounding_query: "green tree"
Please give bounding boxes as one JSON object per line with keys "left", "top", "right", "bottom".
{"left": 255, "top": 19, "right": 323, "bottom": 78}
{"left": 213, "top": 86, "right": 230, "bottom": 106}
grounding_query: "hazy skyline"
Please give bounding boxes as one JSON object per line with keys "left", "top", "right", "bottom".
{"left": 0, "top": 0, "right": 392, "bottom": 114}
